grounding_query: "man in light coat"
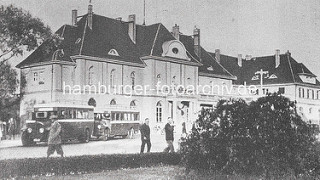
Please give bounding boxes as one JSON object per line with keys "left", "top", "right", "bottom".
{"left": 47, "top": 115, "right": 64, "bottom": 158}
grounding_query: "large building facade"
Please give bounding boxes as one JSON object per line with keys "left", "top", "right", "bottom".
{"left": 17, "top": 5, "right": 320, "bottom": 132}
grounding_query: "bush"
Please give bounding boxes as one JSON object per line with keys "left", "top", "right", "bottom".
{"left": 181, "top": 93, "right": 320, "bottom": 177}
{"left": 0, "top": 153, "right": 181, "bottom": 178}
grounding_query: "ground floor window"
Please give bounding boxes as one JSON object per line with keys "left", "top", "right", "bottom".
{"left": 156, "top": 101, "right": 162, "bottom": 123}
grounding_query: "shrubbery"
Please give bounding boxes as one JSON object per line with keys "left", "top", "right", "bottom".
{"left": 0, "top": 153, "right": 181, "bottom": 178}
{"left": 181, "top": 93, "right": 320, "bottom": 178}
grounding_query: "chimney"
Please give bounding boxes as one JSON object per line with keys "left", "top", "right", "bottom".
{"left": 116, "top": 17, "right": 122, "bottom": 21}
{"left": 72, "top": 9, "right": 77, "bottom": 26}
{"left": 172, "top": 24, "right": 179, "bottom": 40}
{"left": 275, "top": 49, "right": 280, "bottom": 68}
{"left": 286, "top": 50, "right": 291, "bottom": 57}
{"left": 215, "top": 49, "right": 220, "bottom": 63}
{"left": 245, "top": 55, "right": 252, "bottom": 61}
{"left": 193, "top": 27, "right": 200, "bottom": 58}
{"left": 128, "top": 14, "right": 136, "bottom": 43}
{"left": 238, "top": 54, "right": 242, "bottom": 67}
{"left": 88, "top": 4, "right": 93, "bottom": 29}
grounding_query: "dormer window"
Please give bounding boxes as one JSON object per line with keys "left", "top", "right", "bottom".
{"left": 172, "top": 48, "right": 179, "bottom": 54}
{"left": 207, "top": 66, "right": 214, "bottom": 71}
{"left": 108, "top": 49, "right": 119, "bottom": 56}
{"left": 162, "top": 40, "right": 190, "bottom": 60}
{"left": 75, "top": 38, "right": 81, "bottom": 44}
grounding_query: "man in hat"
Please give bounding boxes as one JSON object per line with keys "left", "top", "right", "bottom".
{"left": 140, "top": 118, "right": 151, "bottom": 153}
{"left": 47, "top": 114, "right": 64, "bottom": 158}
{"left": 164, "top": 117, "right": 175, "bottom": 153}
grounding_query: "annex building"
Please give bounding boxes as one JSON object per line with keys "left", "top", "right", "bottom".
{"left": 17, "top": 4, "right": 320, "bottom": 133}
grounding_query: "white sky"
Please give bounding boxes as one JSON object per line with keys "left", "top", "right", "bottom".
{"left": 2, "top": 0, "right": 320, "bottom": 78}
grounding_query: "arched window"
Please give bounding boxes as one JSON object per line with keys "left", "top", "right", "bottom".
{"left": 130, "top": 71, "right": 135, "bottom": 90}
{"left": 88, "top": 98, "right": 96, "bottom": 107}
{"left": 110, "top": 69, "right": 116, "bottom": 87}
{"left": 110, "top": 99, "right": 116, "bottom": 105}
{"left": 130, "top": 100, "right": 136, "bottom": 108}
{"left": 157, "top": 74, "right": 161, "bottom": 84}
{"left": 88, "top": 66, "right": 94, "bottom": 85}
{"left": 156, "top": 101, "right": 162, "bottom": 123}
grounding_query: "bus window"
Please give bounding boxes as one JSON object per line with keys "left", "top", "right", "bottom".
{"left": 88, "top": 111, "right": 93, "bottom": 119}
{"left": 36, "top": 112, "right": 47, "bottom": 119}
{"left": 77, "top": 110, "right": 83, "bottom": 119}
{"left": 60, "top": 110, "right": 65, "bottom": 119}
{"left": 134, "top": 113, "right": 139, "bottom": 121}
{"left": 120, "top": 113, "right": 124, "bottom": 121}
{"left": 111, "top": 113, "right": 115, "bottom": 121}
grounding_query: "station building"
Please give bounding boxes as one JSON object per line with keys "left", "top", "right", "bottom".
{"left": 16, "top": 4, "right": 320, "bottom": 132}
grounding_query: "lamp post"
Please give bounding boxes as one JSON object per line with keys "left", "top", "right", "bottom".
{"left": 255, "top": 69, "right": 269, "bottom": 95}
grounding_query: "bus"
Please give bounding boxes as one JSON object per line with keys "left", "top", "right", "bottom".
{"left": 93, "top": 108, "right": 140, "bottom": 140}
{"left": 21, "top": 103, "right": 95, "bottom": 146}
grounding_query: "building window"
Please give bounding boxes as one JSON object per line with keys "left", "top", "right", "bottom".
{"left": 312, "top": 90, "right": 315, "bottom": 99}
{"left": 130, "top": 100, "right": 136, "bottom": 108}
{"left": 307, "top": 89, "right": 312, "bottom": 99}
{"left": 299, "top": 88, "right": 302, "bottom": 98}
{"left": 302, "top": 88, "right": 305, "bottom": 98}
{"left": 172, "top": 76, "right": 176, "bottom": 85}
{"left": 33, "top": 71, "right": 44, "bottom": 85}
{"left": 262, "top": 88, "right": 269, "bottom": 95}
{"left": 130, "top": 71, "right": 135, "bottom": 90}
{"left": 278, "top": 87, "right": 285, "bottom": 94}
{"left": 156, "top": 101, "right": 162, "bottom": 123}
{"left": 309, "top": 108, "right": 313, "bottom": 114}
{"left": 317, "top": 91, "right": 320, "bottom": 100}
{"left": 157, "top": 74, "right": 161, "bottom": 83}
{"left": 33, "top": 72, "right": 38, "bottom": 82}
{"left": 88, "top": 98, "right": 96, "bottom": 107}
{"left": 110, "top": 99, "right": 116, "bottom": 105}
{"left": 88, "top": 66, "right": 94, "bottom": 85}
{"left": 110, "top": 69, "right": 116, "bottom": 87}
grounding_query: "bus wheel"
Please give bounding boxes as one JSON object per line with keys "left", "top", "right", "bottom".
{"left": 21, "top": 131, "right": 33, "bottom": 146}
{"left": 103, "top": 128, "right": 110, "bottom": 141}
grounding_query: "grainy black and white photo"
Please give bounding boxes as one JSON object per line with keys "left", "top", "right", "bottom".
{"left": 0, "top": 0, "right": 320, "bottom": 179}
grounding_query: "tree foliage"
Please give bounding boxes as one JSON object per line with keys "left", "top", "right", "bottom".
{"left": 181, "top": 93, "right": 320, "bottom": 177}
{"left": 0, "top": 5, "right": 53, "bottom": 124}
{"left": 0, "top": 4, "right": 52, "bottom": 62}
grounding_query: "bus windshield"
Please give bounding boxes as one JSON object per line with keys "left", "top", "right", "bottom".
{"left": 34, "top": 111, "right": 57, "bottom": 121}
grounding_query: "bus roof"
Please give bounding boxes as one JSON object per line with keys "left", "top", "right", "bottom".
{"left": 34, "top": 103, "right": 94, "bottom": 109}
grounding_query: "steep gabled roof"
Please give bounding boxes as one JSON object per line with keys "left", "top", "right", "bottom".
{"left": 79, "top": 14, "right": 144, "bottom": 65}
{"left": 17, "top": 13, "right": 145, "bottom": 68}
{"left": 135, "top": 23, "right": 201, "bottom": 65}
{"left": 16, "top": 25, "right": 77, "bottom": 68}
{"left": 219, "top": 53, "right": 320, "bottom": 86}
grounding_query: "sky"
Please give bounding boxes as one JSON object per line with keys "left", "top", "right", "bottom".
{"left": 1, "top": 0, "right": 320, "bottom": 78}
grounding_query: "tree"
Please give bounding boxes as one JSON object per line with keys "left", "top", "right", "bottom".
{"left": 181, "top": 93, "right": 319, "bottom": 177}
{"left": 0, "top": 5, "right": 53, "bottom": 130}
{"left": 0, "top": 5, "right": 52, "bottom": 63}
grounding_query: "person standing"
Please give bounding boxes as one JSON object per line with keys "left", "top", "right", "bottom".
{"left": 47, "top": 115, "right": 64, "bottom": 158}
{"left": 164, "top": 117, "right": 174, "bottom": 153}
{"left": 140, "top": 118, "right": 151, "bottom": 153}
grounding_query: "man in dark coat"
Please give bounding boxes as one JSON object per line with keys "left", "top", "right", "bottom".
{"left": 164, "top": 117, "right": 174, "bottom": 153}
{"left": 47, "top": 115, "right": 64, "bottom": 158}
{"left": 140, "top": 118, "right": 151, "bottom": 153}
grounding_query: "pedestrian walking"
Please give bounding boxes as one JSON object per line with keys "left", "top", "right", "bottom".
{"left": 47, "top": 114, "right": 64, "bottom": 158}
{"left": 8, "top": 118, "right": 14, "bottom": 140}
{"left": 163, "top": 117, "right": 174, "bottom": 153}
{"left": 140, "top": 118, "right": 151, "bottom": 153}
